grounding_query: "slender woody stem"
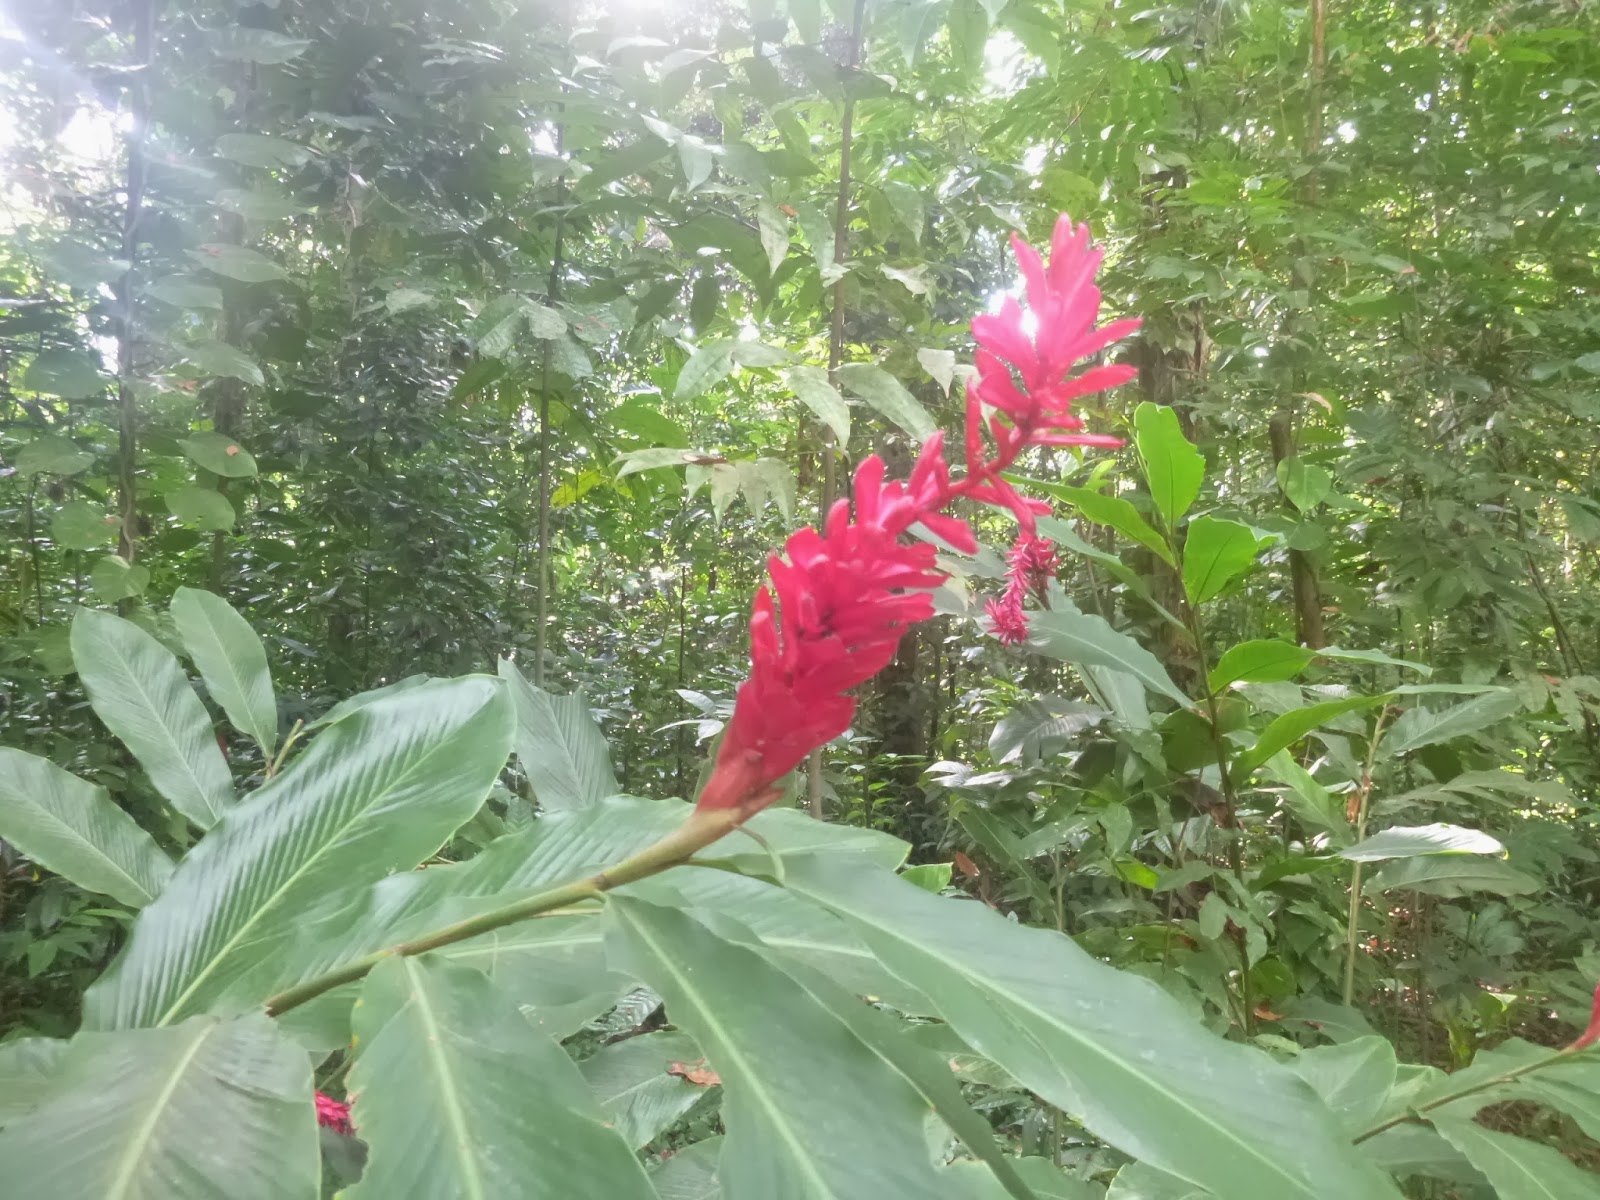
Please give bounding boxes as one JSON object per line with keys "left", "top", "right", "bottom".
{"left": 263, "top": 807, "right": 743, "bottom": 1018}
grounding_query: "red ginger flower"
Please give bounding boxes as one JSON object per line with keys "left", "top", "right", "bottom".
{"left": 315, "top": 1090, "right": 353, "bottom": 1135}
{"left": 986, "top": 534, "right": 1057, "bottom": 645}
{"left": 695, "top": 214, "right": 1140, "bottom": 820}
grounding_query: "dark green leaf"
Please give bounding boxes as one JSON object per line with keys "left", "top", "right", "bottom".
{"left": 23, "top": 349, "right": 106, "bottom": 398}
{"left": 165, "top": 486, "right": 237, "bottom": 531}
{"left": 1029, "top": 607, "right": 1189, "bottom": 706}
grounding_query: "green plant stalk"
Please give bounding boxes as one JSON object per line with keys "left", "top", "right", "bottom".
{"left": 1342, "top": 705, "right": 1392, "bottom": 1006}
{"left": 1352, "top": 1043, "right": 1595, "bottom": 1144}
{"left": 263, "top": 806, "right": 744, "bottom": 1017}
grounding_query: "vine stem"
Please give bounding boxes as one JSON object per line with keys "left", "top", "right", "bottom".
{"left": 1352, "top": 1043, "right": 1594, "bottom": 1144}
{"left": 263, "top": 807, "right": 745, "bottom": 1017}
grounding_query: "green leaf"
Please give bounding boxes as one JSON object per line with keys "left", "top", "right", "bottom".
{"left": 605, "top": 897, "right": 954, "bottom": 1198}
{"left": 1317, "top": 646, "right": 1432, "bottom": 676}
{"left": 1288, "top": 1038, "right": 1397, "bottom": 1135}
{"left": 1182, "top": 517, "right": 1259, "bottom": 605}
{"left": 1029, "top": 606, "right": 1190, "bottom": 706}
{"left": 1339, "top": 823, "right": 1504, "bottom": 862}
{"left": 835, "top": 362, "right": 936, "bottom": 441}
{"left": 185, "top": 243, "right": 291, "bottom": 283}
{"left": 1105, "top": 1162, "right": 1210, "bottom": 1198}
{"left": 1233, "top": 695, "right": 1388, "bottom": 779}
{"left": 179, "top": 341, "right": 265, "bottom": 386}
{"left": 989, "top": 696, "right": 1106, "bottom": 764}
{"left": 1038, "top": 483, "right": 1175, "bottom": 567}
{"left": 1432, "top": 1119, "right": 1600, "bottom": 1199}
{"left": 90, "top": 554, "right": 150, "bottom": 603}
{"left": 948, "top": 1156, "right": 1101, "bottom": 1199}
{"left": 783, "top": 365, "right": 851, "bottom": 445}
{"left": 616, "top": 447, "right": 706, "bottom": 478}
{"left": 71, "top": 608, "right": 235, "bottom": 831}
{"left": 1209, "top": 640, "right": 1315, "bottom": 692}
{"left": 165, "top": 485, "right": 237, "bottom": 531}
{"left": 345, "top": 956, "right": 655, "bottom": 1200}
{"left": 213, "top": 187, "right": 309, "bottom": 221}
{"left": 676, "top": 340, "right": 738, "bottom": 400}
{"left": 1366, "top": 854, "right": 1542, "bottom": 898}
{"left": 81, "top": 675, "right": 512, "bottom": 1030}
{"left": 1133, "top": 402, "right": 1204, "bottom": 528}
{"left": 0, "top": 747, "right": 174, "bottom": 907}
{"left": 211, "top": 27, "right": 313, "bottom": 63}
{"left": 578, "top": 1030, "right": 711, "bottom": 1149}
{"left": 52, "top": 500, "right": 120, "bottom": 549}
{"left": 756, "top": 200, "right": 790, "bottom": 274}
{"left": 1277, "top": 458, "right": 1332, "bottom": 511}
{"left": 1384, "top": 690, "right": 1524, "bottom": 756}
{"left": 213, "top": 134, "right": 313, "bottom": 169}
{"left": 15, "top": 434, "right": 96, "bottom": 476}
{"left": 23, "top": 348, "right": 106, "bottom": 398}
{"left": 146, "top": 275, "right": 225, "bottom": 309}
{"left": 179, "top": 431, "right": 258, "bottom": 478}
{"left": 651, "top": 1136, "right": 723, "bottom": 1199}
{"left": 0, "top": 1014, "right": 317, "bottom": 1199}
{"left": 782, "top": 858, "right": 1402, "bottom": 1200}
{"left": 498, "top": 659, "right": 618, "bottom": 810}
{"left": 0, "top": 1037, "right": 65, "bottom": 1122}
{"left": 171, "top": 587, "right": 278, "bottom": 759}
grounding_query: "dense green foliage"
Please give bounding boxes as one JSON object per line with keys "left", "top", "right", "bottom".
{"left": 2, "top": 0, "right": 1600, "bottom": 1195}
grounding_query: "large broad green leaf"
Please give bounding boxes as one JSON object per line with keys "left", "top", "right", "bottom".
{"left": 675, "top": 340, "right": 738, "bottom": 399}
{"left": 16, "top": 433, "right": 96, "bottom": 476}
{"left": 1384, "top": 689, "right": 1525, "bottom": 757}
{"left": 1029, "top": 607, "right": 1189, "bottom": 706}
{"left": 781, "top": 857, "right": 1404, "bottom": 1200}
{"left": 1232, "top": 694, "right": 1388, "bottom": 779}
{"left": 81, "top": 676, "right": 512, "bottom": 1030}
{"left": 72, "top": 608, "right": 235, "bottom": 831}
{"left": 179, "top": 431, "right": 259, "bottom": 478}
{"left": 0, "top": 1014, "right": 316, "bottom": 1199}
{"left": 0, "top": 747, "right": 173, "bottom": 907}
{"left": 23, "top": 348, "right": 107, "bottom": 398}
{"left": 606, "top": 897, "right": 954, "bottom": 1198}
{"left": 835, "top": 361, "right": 936, "bottom": 441}
{"left": 344, "top": 956, "right": 655, "bottom": 1200}
{"left": 171, "top": 588, "right": 278, "bottom": 759}
{"left": 498, "top": 659, "right": 618, "bottom": 810}
{"left": 1366, "top": 854, "right": 1542, "bottom": 897}
{"left": 1209, "top": 640, "right": 1314, "bottom": 693}
{"left": 1133, "top": 402, "right": 1204, "bottom": 529}
{"left": 186, "top": 242, "right": 291, "bottom": 283}
{"left": 1287, "top": 1038, "right": 1397, "bottom": 1136}
{"left": 0, "top": 1036, "right": 65, "bottom": 1122}
{"left": 578, "top": 1030, "right": 712, "bottom": 1149}
{"left": 166, "top": 485, "right": 237, "bottom": 531}
{"left": 1432, "top": 1119, "right": 1600, "bottom": 1199}
{"left": 1181, "top": 517, "right": 1259, "bottom": 606}
{"left": 271, "top": 797, "right": 907, "bottom": 1030}
{"left": 1338, "top": 823, "right": 1504, "bottom": 862}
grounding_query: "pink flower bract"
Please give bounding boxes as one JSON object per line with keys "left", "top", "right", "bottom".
{"left": 695, "top": 214, "right": 1141, "bottom": 819}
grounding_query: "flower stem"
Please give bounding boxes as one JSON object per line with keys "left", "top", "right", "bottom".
{"left": 1351, "top": 1044, "right": 1593, "bottom": 1144}
{"left": 263, "top": 807, "right": 744, "bottom": 1018}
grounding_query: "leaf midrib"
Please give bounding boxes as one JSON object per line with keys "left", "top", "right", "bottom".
{"left": 800, "top": 879, "right": 1330, "bottom": 1200}
{"left": 405, "top": 958, "right": 489, "bottom": 1200}
{"left": 153, "top": 702, "right": 480, "bottom": 1025}
{"left": 614, "top": 903, "right": 838, "bottom": 1199}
